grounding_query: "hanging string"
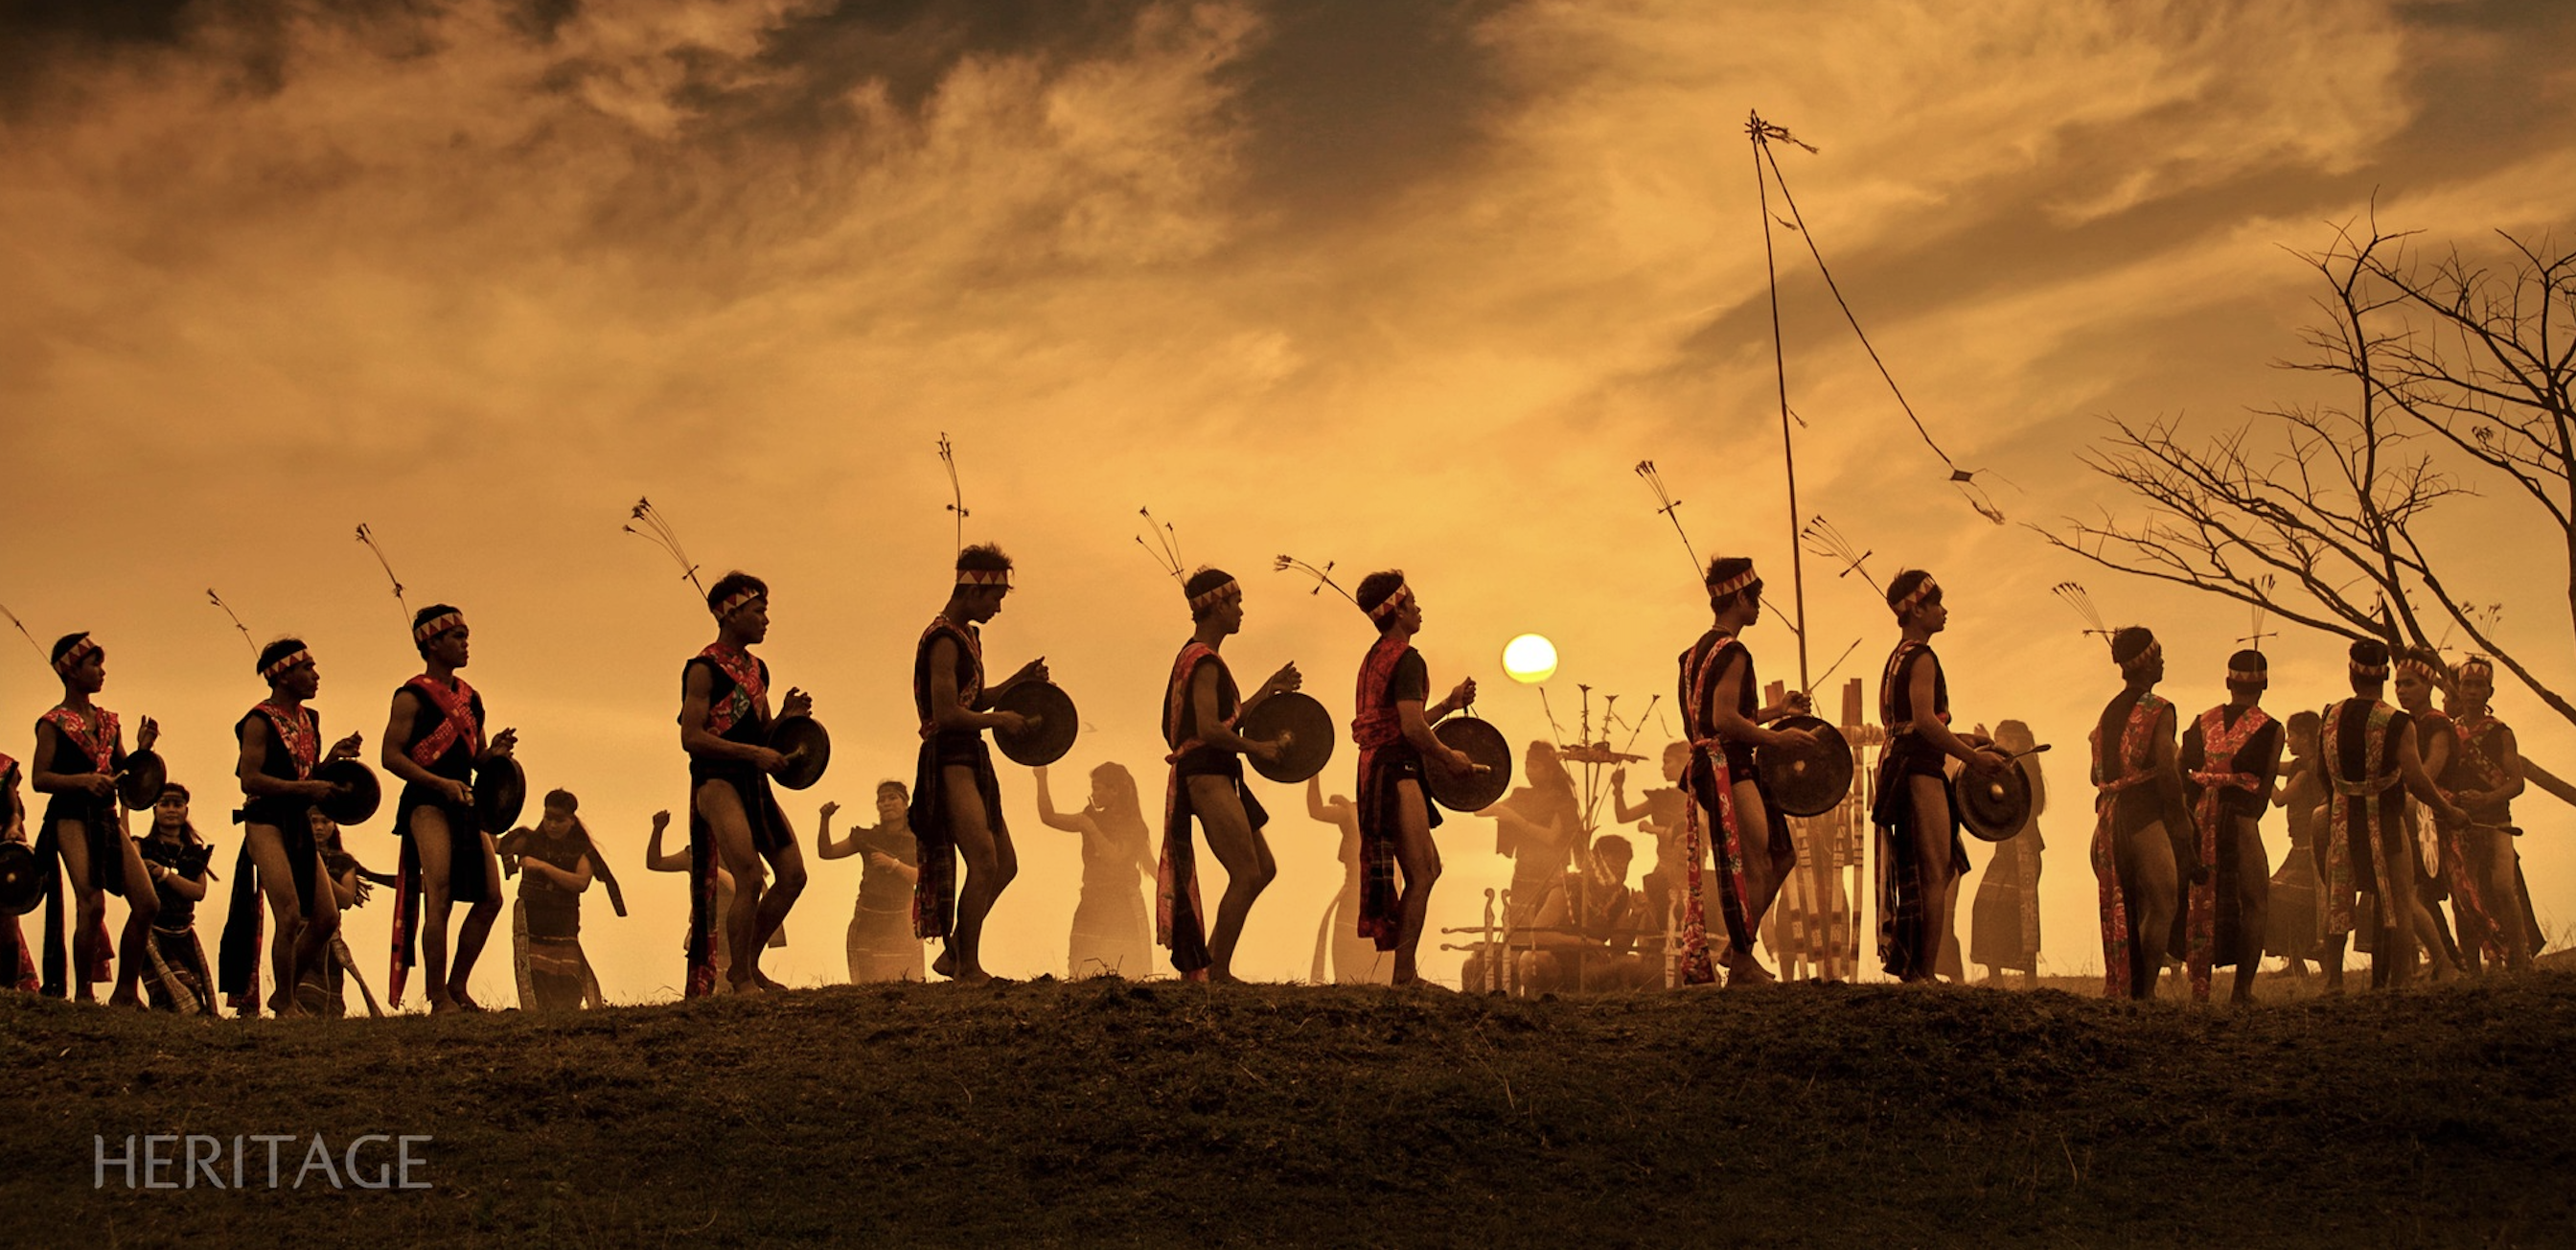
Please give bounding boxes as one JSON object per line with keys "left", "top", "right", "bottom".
{"left": 0, "top": 603, "right": 48, "bottom": 667}
{"left": 1799, "top": 514, "right": 1881, "bottom": 593}
{"left": 206, "top": 590, "right": 258, "bottom": 657}
{"left": 1136, "top": 507, "right": 1186, "bottom": 582}
{"left": 1273, "top": 555, "right": 1361, "bottom": 607}
{"left": 354, "top": 523, "right": 414, "bottom": 627}
{"left": 937, "top": 433, "right": 971, "bottom": 558}
{"left": 623, "top": 498, "right": 707, "bottom": 598}
{"left": 1750, "top": 111, "right": 2008, "bottom": 525}
{"left": 1633, "top": 460, "right": 1702, "bottom": 583}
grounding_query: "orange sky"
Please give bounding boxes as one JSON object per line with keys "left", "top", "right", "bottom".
{"left": 3, "top": 0, "right": 2571, "bottom": 1000}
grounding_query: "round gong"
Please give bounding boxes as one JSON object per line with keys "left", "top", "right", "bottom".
{"left": 993, "top": 682, "right": 1080, "bottom": 768}
{"left": 316, "top": 758, "right": 382, "bottom": 827}
{"left": 1426, "top": 717, "right": 1513, "bottom": 813}
{"left": 770, "top": 716, "right": 833, "bottom": 791}
{"left": 1953, "top": 756, "right": 2033, "bottom": 842}
{"left": 1757, "top": 717, "right": 1854, "bottom": 818}
{"left": 1241, "top": 691, "right": 1335, "bottom": 785}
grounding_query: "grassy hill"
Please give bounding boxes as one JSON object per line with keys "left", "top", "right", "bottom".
{"left": 6, "top": 972, "right": 2573, "bottom": 1246}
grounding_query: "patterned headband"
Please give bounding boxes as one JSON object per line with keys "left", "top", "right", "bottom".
{"left": 1893, "top": 576, "right": 1939, "bottom": 620}
{"left": 52, "top": 634, "right": 98, "bottom": 677}
{"left": 956, "top": 568, "right": 1012, "bottom": 590}
{"left": 1367, "top": 583, "right": 1414, "bottom": 622}
{"left": 2226, "top": 663, "right": 2267, "bottom": 685}
{"left": 259, "top": 648, "right": 314, "bottom": 683}
{"left": 2351, "top": 658, "right": 2390, "bottom": 681}
{"left": 411, "top": 611, "right": 465, "bottom": 645}
{"left": 2396, "top": 657, "right": 2450, "bottom": 692}
{"left": 711, "top": 589, "right": 763, "bottom": 620}
{"left": 1187, "top": 578, "right": 1242, "bottom": 612}
{"left": 1706, "top": 567, "right": 1759, "bottom": 599}
{"left": 2120, "top": 639, "right": 2163, "bottom": 676}
{"left": 2456, "top": 657, "right": 2495, "bottom": 683}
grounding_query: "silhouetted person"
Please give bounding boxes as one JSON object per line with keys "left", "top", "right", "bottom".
{"left": 818, "top": 783, "right": 925, "bottom": 983}
{"left": 2087, "top": 626, "right": 2196, "bottom": 1001}
{"left": 0, "top": 752, "right": 34, "bottom": 993}
{"left": 1348, "top": 569, "right": 1479, "bottom": 987}
{"left": 383, "top": 604, "right": 518, "bottom": 1012}
{"left": 134, "top": 783, "right": 215, "bottom": 1013}
{"left": 1304, "top": 776, "right": 1388, "bottom": 984}
{"left": 1969, "top": 720, "right": 2046, "bottom": 983}
{"left": 1872, "top": 572, "right": 2002, "bottom": 984}
{"left": 910, "top": 544, "right": 1046, "bottom": 985}
{"left": 2446, "top": 658, "right": 2533, "bottom": 971}
{"left": 2179, "top": 651, "right": 2281, "bottom": 1005}
{"left": 221, "top": 638, "right": 362, "bottom": 1016}
{"left": 29, "top": 632, "right": 160, "bottom": 1004}
{"left": 2316, "top": 639, "right": 2463, "bottom": 991}
{"left": 678, "top": 573, "right": 810, "bottom": 996}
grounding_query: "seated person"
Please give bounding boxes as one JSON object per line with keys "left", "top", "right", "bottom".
{"left": 1516, "top": 835, "right": 1650, "bottom": 992}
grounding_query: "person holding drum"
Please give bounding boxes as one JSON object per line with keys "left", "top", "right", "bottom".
{"left": 1871, "top": 573, "right": 2004, "bottom": 985}
{"left": 679, "top": 572, "right": 812, "bottom": 996}
{"left": 30, "top": 631, "right": 160, "bottom": 1005}
{"left": 221, "top": 637, "right": 364, "bottom": 1015}
{"left": 383, "top": 604, "right": 518, "bottom": 1012}
{"left": 1155, "top": 567, "right": 1300, "bottom": 984}
{"left": 1675, "top": 557, "right": 1818, "bottom": 987}
{"left": 1349, "top": 569, "right": 1478, "bottom": 988}
{"left": 2177, "top": 649, "right": 2284, "bottom": 1005}
{"left": 910, "top": 544, "right": 1047, "bottom": 986}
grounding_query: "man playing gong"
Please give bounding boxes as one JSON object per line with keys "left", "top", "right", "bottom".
{"left": 226, "top": 638, "right": 364, "bottom": 1015}
{"left": 30, "top": 632, "right": 160, "bottom": 1004}
{"left": 1350, "top": 569, "right": 1478, "bottom": 987}
{"left": 680, "top": 571, "right": 813, "bottom": 995}
{"left": 1871, "top": 573, "right": 2003, "bottom": 985}
{"left": 2177, "top": 648, "right": 2282, "bottom": 1005}
{"left": 911, "top": 544, "right": 1046, "bottom": 985}
{"left": 1158, "top": 567, "right": 1300, "bottom": 983}
{"left": 1674, "top": 556, "right": 1817, "bottom": 987}
{"left": 384, "top": 604, "right": 517, "bottom": 1012}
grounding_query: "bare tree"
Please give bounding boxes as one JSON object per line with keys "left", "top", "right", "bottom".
{"left": 2039, "top": 216, "right": 2575, "bottom": 732}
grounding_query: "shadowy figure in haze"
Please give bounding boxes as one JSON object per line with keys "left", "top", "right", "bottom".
{"left": 1033, "top": 764, "right": 1154, "bottom": 980}
{"left": 134, "top": 783, "right": 215, "bottom": 1014}
{"left": 678, "top": 573, "right": 811, "bottom": 996}
{"left": 1304, "top": 776, "right": 1390, "bottom": 984}
{"left": 1520, "top": 833, "right": 1648, "bottom": 992}
{"left": 2316, "top": 639, "right": 2463, "bottom": 992}
{"left": 818, "top": 782, "right": 925, "bottom": 983}
{"left": 1610, "top": 741, "right": 1690, "bottom": 958}
{"left": 1871, "top": 573, "right": 2002, "bottom": 984}
{"left": 29, "top": 632, "right": 161, "bottom": 1005}
{"left": 1968, "top": 720, "right": 2046, "bottom": 983}
{"left": 1487, "top": 740, "right": 1580, "bottom": 933}
{"left": 910, "top": 544, "right": 1047, "bottom": 985}
{"left": 2178, "top": 651, "right": 2282, "bottom": 1005}
{"left": 0, "top": 752, "right": 34, "bottom": 993}
{"left": 2266, "top": 711, "right": 2327, "bottom": 977}
{"left": 1155, "top": 568, "right": 1300, "bottom": 983}
{"left": 1673, "top": 556, "right": 1815, "bottom": 987}
{"left": 383, "top": 605, "right": 517, "bottom": 1012}
{"left": 221, "top": 638, "right": 360, "bottom": 1016}
{"left": 2087, "top": 626, "right": 2195, "bottom": 1001}
{"left": 2393, "top": 649, "right": 2470, "bottom": 981}
{"left": 1348, "top": 569, "right": 1480, "bottom": 987}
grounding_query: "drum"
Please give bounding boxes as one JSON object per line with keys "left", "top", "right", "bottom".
{"left": 0, "top": 842, "right": 41, "bottom": 915}
{"left": 475, "top": 756, "right": 528, "bottom": 833}
{"left": 993, "top": 682, "right": 1080, "bottom": 768}
{"left": 1953, "top": 757, "right": 2033, "bottom": 843}
{"left": 316, "top": 758, "right": 382, "bottom": 827}
{"left": 1425, "top": 717, "right": 1512, "bottom": 812}
{"left": 770, "top": 716, "right": 832, "bottom": 791}
{"left": 1757, "top": 717, "right": 1855, "bottom": 818}
{"left": 116, "top": 750, "right": 169, "bottom": 812}
{"left": 1240, "top": 691, "right": 1336, "bottom": 784}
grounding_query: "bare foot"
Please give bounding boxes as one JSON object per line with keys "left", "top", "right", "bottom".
{"left": 449, "top": 990, "right": 488, "bottom": 1013}
{"left": 753, "top": 970, "right": 789, "bottom": 992}
{"left": 1726, "top": 958, "right": 1779, "bottom": 988}
{"left": 932, "top": 950, "right": 957, "bottom": 980}
{"left": 728, "top": 978, "right": 766, "bottom": 995}
{"left": 430, "top": 996, "right": 468, "bottom": 1015}
{"left": 950, "top": 966, "right": 992, "bottom": 986}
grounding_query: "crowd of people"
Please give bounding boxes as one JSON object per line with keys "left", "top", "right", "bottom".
{"left": 0, "top": 544, "right": 2541, "bottom": 1016}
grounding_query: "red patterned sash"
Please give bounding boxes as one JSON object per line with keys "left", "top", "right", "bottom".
{"left": 402, "top": 675, "right": 481, "bottom": 771}
{"left": 2182, "top": 704, "right": 2269, "bottom": 1002}
{"left": 40, "top": 706, "right": 120, "bottom": 777}
{"left": 2090, "top": 691, "right": 2168, "bottom": 997}
{"left": 2321, "top": 699, "right": 2400, "bottom": 939}
{"left": 1156, "top": 642, "right": 1231, "bottom": 977}
{"left": 253, "top": 701, "right": 320, "bottom": 779}
{"left": 698, "top": 643, "right": 766, "bottom": 737}
{"left": 1350, "top": 634, "right": 1409, "bottom": 751}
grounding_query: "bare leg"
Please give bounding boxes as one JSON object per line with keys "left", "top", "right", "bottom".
{"left": 411, "top": 807, "right": 464, "bottom": 1011}
{"left": 748, "top": 838, "right": 807, "bottom": 988}
{"left": 2374, "top": 823, "right": 2419, "bottom": 988}
{"left": 1190, "top": 775, "right": 1276, "bottom": 984}
{"left": 1903, "top": 775, "right": 1953, "bottom": 984}
{"left": 2230, "top": 815, "right": 2269, "bottom": 1006}
{"left": 2477, "top": 827, "right": 2530, "bottom": 971}
{"left": 697, "top": 780, "right": 770, "bottom": 990}
{"left": 105, "top": 832, "right": 158, "bottom": 1006}
{"left": 54, "top": 822, "right": 104, "bottom": 1002}
{"left": 242, "top": 823, "right": 310, "bottom": 1015}
{"left": 1725, "top": 778, "right": 1786, "bottom": 985}
{"left": 445, "top": 832, "right": 503, "bottom": 1007}
{"left": 1390, "top": 781, "right": 1442, "bottom": 985}
{"left": 940, "top": 764, "right": 1017, "bottom": 984}
{"left": 2117, "top": 819, "right": 2180, "bottom": 1001}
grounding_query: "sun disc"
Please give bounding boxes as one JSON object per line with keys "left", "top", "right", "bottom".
{"left": 1502, "top": 634, "right": 1558, "bottom": 684}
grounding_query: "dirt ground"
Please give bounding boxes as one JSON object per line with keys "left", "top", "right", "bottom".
{"left": 6, "top": 970, "right": 2573, "bottom": 1247}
